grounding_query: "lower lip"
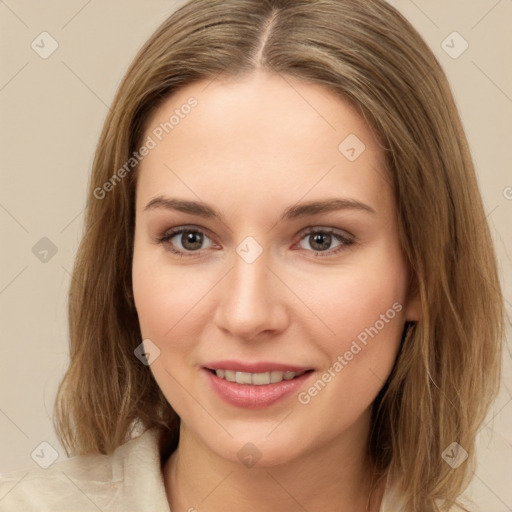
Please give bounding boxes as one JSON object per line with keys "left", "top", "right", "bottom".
{"left": 204, "top": 369, "right": 312, "bottom": 409}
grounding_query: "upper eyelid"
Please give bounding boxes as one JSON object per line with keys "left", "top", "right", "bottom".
{"left": 162, "top": 225, "right": 217, "bottom": 241}
{"left": 161, "top": 224, "right": 353, "bottom": 237}
{"left": 300, "top": 226, "right": 354, "bottom": 239}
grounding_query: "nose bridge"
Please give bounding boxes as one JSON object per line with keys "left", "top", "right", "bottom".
{"left": 232, "top": 244, "right": 268, "bottom": 302}
{"left": 214, "top": 239, "right": 287, "bottom": 339}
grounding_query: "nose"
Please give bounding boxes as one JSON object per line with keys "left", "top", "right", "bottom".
{"left": 213, "top": 246, "right": 289, "bottom": 341}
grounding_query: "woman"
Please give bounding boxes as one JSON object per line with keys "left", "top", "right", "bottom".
{"left": 0, "top": 0, "right": 504, "bottom": 511}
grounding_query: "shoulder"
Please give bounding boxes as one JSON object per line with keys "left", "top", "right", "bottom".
{"left": 0, "top": 428, "right": 171, "bottom": 512}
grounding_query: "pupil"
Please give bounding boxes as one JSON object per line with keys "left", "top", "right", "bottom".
{"left": 182, "top": 231, "right": 203, "bottom": 250}
{"left": 311, "top": 233, "right": 331, "bottom": 251}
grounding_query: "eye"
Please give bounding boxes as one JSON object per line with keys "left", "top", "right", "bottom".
{"left": 296, "top": 228, "right": 354, "bottom": 257}
{"left": 157, "top": 226, "right": 216, "bottom": 257}
{"left": 156, "top": 225, "right": 355, "bottom": 259}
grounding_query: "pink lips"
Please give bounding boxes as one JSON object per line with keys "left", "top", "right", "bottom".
{"left": 202, "top": 360, "right": 313, "bottom": 409}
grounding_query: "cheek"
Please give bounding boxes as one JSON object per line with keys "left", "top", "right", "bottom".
{"left": 131, "top": 243, "right": 205, "bottom": 412}
{"left": 294, "top": 250, "right": 408, "bottom": 401}
{"left": 132, "top": 239, "right": 204, "bottom": 341}
{"left": 132, "top": 248, "right": 170, "bottom": 340}
{"left": 292, "top": 248, "right": 407, "bottom": 347}
{"left": 291, "top": 292, "right": 405, "bottom": 440}
{"left": 334, "top": 273, "right": 405, "bottom": 351}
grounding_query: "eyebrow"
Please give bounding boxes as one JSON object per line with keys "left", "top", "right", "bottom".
{"left": 143, "top": 196, "right": 376, "bottom": 221}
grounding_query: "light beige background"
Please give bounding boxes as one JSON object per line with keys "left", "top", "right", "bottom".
{"left": 0, "top": 0, "right": 511, "bottom": 510}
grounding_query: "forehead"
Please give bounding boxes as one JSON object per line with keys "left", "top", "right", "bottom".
{"left": 136, "top": 70, "right": 392, "bottom": 216}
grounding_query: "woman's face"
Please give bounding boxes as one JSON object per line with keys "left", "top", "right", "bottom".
{"left": 132, "top": 70, "right": 420, "bottom": 466}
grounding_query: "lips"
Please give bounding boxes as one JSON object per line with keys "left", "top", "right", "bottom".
{"left": 202, "top": 360, "right": 314, "bottom": 408}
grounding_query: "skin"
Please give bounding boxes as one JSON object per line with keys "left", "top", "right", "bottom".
{"left": 132, "top": 70, "right": 421, "bottom": 512}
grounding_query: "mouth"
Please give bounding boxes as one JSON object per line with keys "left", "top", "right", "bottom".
{"left": 205, "top": 368, "right": 313, "bottom": 385}
{"left": 202, "top": 361, "right": 315, "bottom": 408}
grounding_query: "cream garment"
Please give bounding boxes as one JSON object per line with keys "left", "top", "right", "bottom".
{"left": 0, "top": 428, "right": 405, "bottom": 512}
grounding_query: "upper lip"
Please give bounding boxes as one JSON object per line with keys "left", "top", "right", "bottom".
{"left": 203, "top": 360, "right": 313, "bottom": 373}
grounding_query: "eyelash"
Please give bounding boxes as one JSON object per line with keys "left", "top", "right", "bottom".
{"left": 156, "top": 225, "right": 355, "bottom": 259}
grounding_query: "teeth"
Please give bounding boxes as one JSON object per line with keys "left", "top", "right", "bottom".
{"left": 236, "top": 371, "right": 252, "bottom": 384}
{"left": 270, "top": 371, "right": 284, "bottom": 383}
{"left": 252, "top": 372, "right": 271, "bottom": 385}
{"left": 214, "top": 369, "right": 305, "bottom": 385}
{"left": 224, "top": 370, "right": 236, "bottom": 382}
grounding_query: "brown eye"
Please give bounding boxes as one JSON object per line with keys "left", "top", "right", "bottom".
{"left": 309, "top": 232, "right": 332, "bottom": 251}
{"left": 297, "top": 228, "right": 354, "bottom": 256}
{"left": 158, "top": 227, "right": 215, "bottom": 257}
{"left": 179, "top": 230, "right": 204, "bottom": 251}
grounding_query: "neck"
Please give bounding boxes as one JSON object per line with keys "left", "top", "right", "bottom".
{"left": 163, "top": 412, "right": 386, "bottom": 512}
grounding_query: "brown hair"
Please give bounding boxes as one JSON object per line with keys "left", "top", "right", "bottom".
{"left": 54, "top": 1, "right": 505, "bottom": 510}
